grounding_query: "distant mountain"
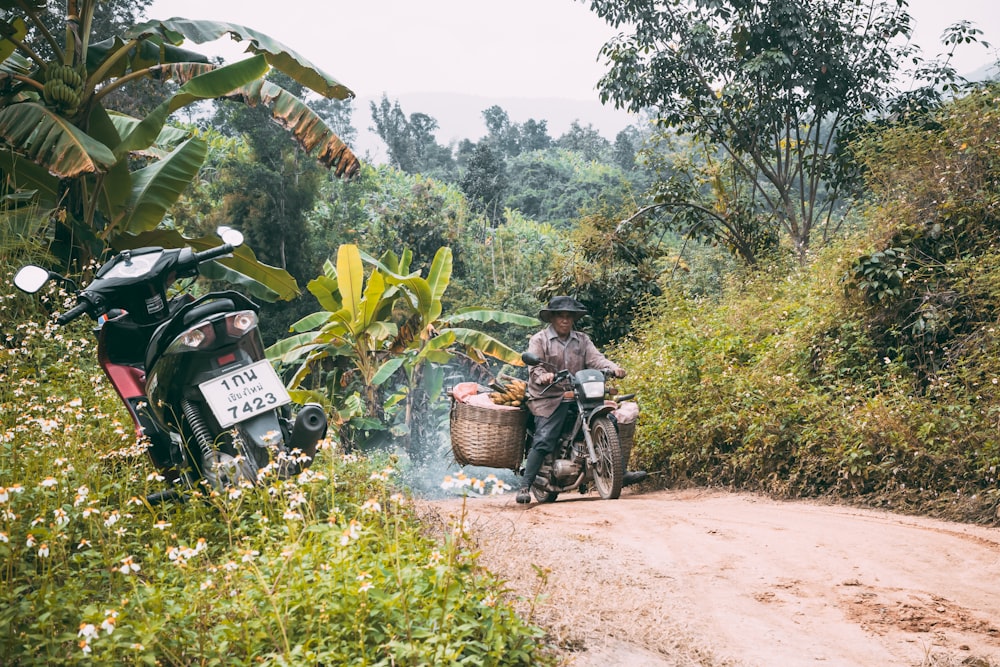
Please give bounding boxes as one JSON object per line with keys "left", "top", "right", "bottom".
{"left": 965, "top": 61, "right": 999, "bottom": 83}
{"left": 351, "top": 92, "right": 641, "bottom": 163}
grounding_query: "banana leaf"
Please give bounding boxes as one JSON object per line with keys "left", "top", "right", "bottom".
{"left": 127, "top": 18, "right": 354, "bottom": 100}
{"left": 306, "top": 275, "right": 343, "bottom": 313}
{"left": 288, "top": 311, "right": 334, "bottom": 333}
{"left": 372, "top": 357, "right": 405, "bottom": 386}
{"left": 115, "top": 56, "right": 268, "bottom": 159}
{"left": 0, "top": 150, "right": 58, "bottom": 202}
{"left": 0, "top": 102, "right": 116, "bottom": 177}
{"left": 336, "top": 244, "right": 364, "bottom": 321}
{"left": 443, "top": 307, "right": 540, "bottom": 327}
{"left": 222, "top": 78, "right": 359, "bottom": 177}
{"left": 449, "top": 327, "right": 525, "bottom": 365}
{"left": 122, "top": 136, "right": 207, "bottom": 234}
{"left": 425, "top": 247, "right": 453, "bottom": 323}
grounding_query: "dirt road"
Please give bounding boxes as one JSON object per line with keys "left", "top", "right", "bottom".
{"left": 425, "top": 488, "right": 1000, "bottom": 667}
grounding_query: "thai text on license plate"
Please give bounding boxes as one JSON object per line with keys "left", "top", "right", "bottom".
{"left": 199, "top": 359, "right": 291, "bottom": 428}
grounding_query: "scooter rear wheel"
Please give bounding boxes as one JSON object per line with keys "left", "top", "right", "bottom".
{"left": 591, "top": 415, "right": 623, "bottom": 500}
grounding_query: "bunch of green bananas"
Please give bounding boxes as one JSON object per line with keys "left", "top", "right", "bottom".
{"left": 41, "top": 62, "right": 86, "bottom": 117}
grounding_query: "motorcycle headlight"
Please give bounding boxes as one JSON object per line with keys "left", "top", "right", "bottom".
{"left": 580, "top": 380, "right": 605, "bottom": 399}
{"left": 165, "top": 322, "right": 215, "bottom": 354}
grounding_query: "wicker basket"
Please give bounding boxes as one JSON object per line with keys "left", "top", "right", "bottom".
{"left": 450, "top": 400, "right": 526, "bottom": 471}
{"left": 617, "top": 420, "right": 636, "bottom": 467}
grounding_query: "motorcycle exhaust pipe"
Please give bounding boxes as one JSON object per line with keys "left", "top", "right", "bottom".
{"left": 287, "top": 403, "right": 328, "bottom": 460}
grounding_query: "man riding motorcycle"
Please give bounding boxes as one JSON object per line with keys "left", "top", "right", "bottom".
{"left": 517, "top": 296, "right": 647, "bottom": 504}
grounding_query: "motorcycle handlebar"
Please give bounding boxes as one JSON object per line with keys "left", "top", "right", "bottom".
{"left": 192, "top": 243, "right": 235, "bottom": 265}
{"left": 56, "top": 300, "right": 91, "bottom": 325}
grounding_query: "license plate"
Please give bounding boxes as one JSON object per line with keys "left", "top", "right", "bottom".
{"left": 199, "top": 360, "right": 291, "bottom": 428}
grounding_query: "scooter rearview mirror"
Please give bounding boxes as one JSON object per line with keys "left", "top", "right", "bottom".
{"left": 14, "top": 265, "right": 52, "bottom": 294}
{"left": 217, "top": 226, "right": 244, "bottom": 248}
{"left": 521, "top": 352, "right": 541, "bottom": 366}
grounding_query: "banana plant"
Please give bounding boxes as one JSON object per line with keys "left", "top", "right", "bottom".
{"left": 363, "top": 245, "right": 539, "bottom": 367}
{"left": 0, "top": 2, "right": 358, "bottom": 299}
{"left": 268, "top": 242, "right": 539, "bottom": 450}
{"left": 268, "top": 244, "right": 401, "bottom": 419}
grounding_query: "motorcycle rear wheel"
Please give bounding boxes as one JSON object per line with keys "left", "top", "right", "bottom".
{"left": 591, "top": 416, "right": 623, "bottom": 500}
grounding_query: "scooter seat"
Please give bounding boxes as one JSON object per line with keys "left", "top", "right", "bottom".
{"left": 144, "top": 298, "right": 234, "bottom": 371}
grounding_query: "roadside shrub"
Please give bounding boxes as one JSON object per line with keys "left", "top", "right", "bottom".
{"left": 616, "top": 243, "right": 1000, "bottom": 522}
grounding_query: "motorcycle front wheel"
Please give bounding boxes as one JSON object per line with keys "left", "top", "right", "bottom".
{"left": 590, "top": 416, "right": 623, "bottom": 500}
{"left": 531, "top": 484, "right": 559, "bottom": 503}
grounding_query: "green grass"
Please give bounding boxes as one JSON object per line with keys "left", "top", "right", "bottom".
{"left": 0, "top": 269, "right": 552, "bottom": 666}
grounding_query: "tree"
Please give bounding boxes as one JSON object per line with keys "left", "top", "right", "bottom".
{"left": 0, "top": 2, "right": 358, "bottom": 299}
{"left": 505, "top": 148, "right": 632, "bottom": 227}
{"left": 611, "top": 125, "right": 640, "bottom": 172}
{"left": 520, "top": 118, "right": 552, "bottom": 153}
{"left": 555, "top": 120, "right": 611, "bottom": 162}
{"left": 369, "top": 95, "right": 454, "bottom": 179}
{"left": 589, "top": 0, "right": 982, "bottom": 263}
{"left": 459, "top": 143, "right": 507, "bottom": 227}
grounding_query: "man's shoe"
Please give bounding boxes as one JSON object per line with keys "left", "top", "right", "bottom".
{"left": 622, "top": 470, "right": 648, "bottom": 487}
{"left": 516, "top": 487, "right": 532, "bottom": 504}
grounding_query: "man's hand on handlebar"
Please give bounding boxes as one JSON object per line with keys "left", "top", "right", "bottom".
{"left": 611, "top": 368, "right": 627, "bottom": 379}
{"left": 537, "top": 371, "right": 555, "bottom": 385}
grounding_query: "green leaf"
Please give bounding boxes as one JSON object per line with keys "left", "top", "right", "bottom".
{"left": 266, "top": 333, "right": 320, "bottom": 362}
{"left": 0, "top": 103, "right": 116, "bottom": 177}
{"left": 127, "top": 19, "right": 354, "bottom": 99}
{"left": 426, "top": 247, "right": 453, "bottom": 322}
{"left": 0, "top": 149, "right": 58, "bottom": 202}
{"left": 443, "top": 307, "right": 540, "bottom": 328}
{"left": 449, "top": 327, "right": 524, "bottom": 365}
{"left": 306, "top": 275, "right": 342, "bottom": 312}
{"left": 289, "top": 311, "right": 333, "bottom": 333}
{"left": 121, "top": 136, "right": 207, "bottom": 234}
{"left": 0, "top": 17, "right": 27, "bottom": 62}
{"left": 87, "top": 36, "right": 208, "bottom": 77}
{"left": 288, "top": 388, "right": 331, "bottom": 410}
{"left": 107, "top": 112, "right": 191, "bottom": 158}
{"left": 424, "top": 365, "right": 446, "bottom": 402}
{"left": 359, "top": 270, "right": 387, "bottom": 332}
{"left": 86, "top": 106, "right": 132, "bottom": 222}
{"left": 336, "top": 244, "right": 364, "bottom": 320}
{"left": 372, "top": 357, "right": 405, "bottom": 386}
{"left": 115, "top": 56, "right": 268, "bottom": 158}
{"left": 360, "top": 249, "right": 432, "bottom": 316}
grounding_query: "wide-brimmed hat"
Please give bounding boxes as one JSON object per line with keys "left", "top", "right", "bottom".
{"left": 539, "top": 296, "right": 587, "bottom": 323}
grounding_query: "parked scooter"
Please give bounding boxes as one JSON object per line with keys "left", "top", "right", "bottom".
{"left": 14, "top": 228, "right": 327, "bottom": 502}
{"left": 521, "top": 351, "right": 634, "bottom": 502}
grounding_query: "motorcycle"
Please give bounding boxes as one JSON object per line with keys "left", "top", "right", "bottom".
{"left": 13, "top": 228, "right": 328, "bottom": 502}
{"left": 521, "top": 351, "right": 636, "bottom": 502}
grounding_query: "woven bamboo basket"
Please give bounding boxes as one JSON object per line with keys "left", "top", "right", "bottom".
{"left": 617, "top": 420, "right": 636, "bottom": 467}
{"left": 450, "top": 400, "right": 526, "bottom": 471}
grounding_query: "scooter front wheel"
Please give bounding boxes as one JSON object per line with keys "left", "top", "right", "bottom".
{"left": 590, "top": 416, "right": 623, "bottom": 500}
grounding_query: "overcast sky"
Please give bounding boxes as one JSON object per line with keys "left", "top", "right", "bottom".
{"left": 145, "top": 0, "right": 999, "bottom": 102}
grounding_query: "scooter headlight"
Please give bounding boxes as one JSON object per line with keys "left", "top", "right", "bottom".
{"left": 225, "top": 310, "right": 258, "bottom": 336}
{"left": 165, "top": 322, "right": 215, "bottom": 354}
{"left": 580, "top": 380, "right": 605, "bottom": 399}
